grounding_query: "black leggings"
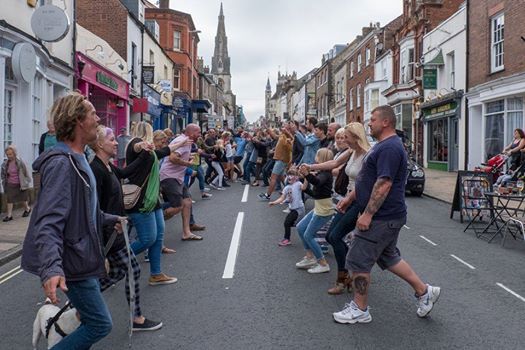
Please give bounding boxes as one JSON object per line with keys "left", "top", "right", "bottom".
{"left": 284, "top": 209, "right": 300, "bottom": 240}
{"left": 326, "top": 202, "right": 360, "bottom": 271}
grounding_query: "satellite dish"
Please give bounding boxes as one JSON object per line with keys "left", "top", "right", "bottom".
{"left": 31, "top": 5, "right": 70, "bottom": 42}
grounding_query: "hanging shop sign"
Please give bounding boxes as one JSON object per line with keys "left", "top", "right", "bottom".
{"left": 423, "top": 68, "right": 437, "bottom": 90}
{"left": 159, "top": 80, "right": 172, "bottom": 92}
{"left": 142, "top": 66, "right": 155, "bottom": 85}
{"left": 12, "top": 43, "right": 36, "bottom": 83}
{"left": 31, "top": 5, "right": 70, "bottom": 42}
{"left": 96, "top": 71, "right": 118, "bottom": 91}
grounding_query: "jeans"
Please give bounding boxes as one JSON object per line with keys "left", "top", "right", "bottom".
{"left": 296, "top": 209, "right": 333, "bottom": 260}
{"left": 326, "top": 202, "right": 360, "bottom": 271}
{"left": 211, "top": 161, "right": 224, "bottom": 187}
{"left": 129, "top": 208, "right": 164, "bottom": 275}
{"left": 243, "top": 161, "right": 256, "bottom": 182}
{"left": 52, "top": 278, "right": 112, "bottom": 350}
{"left": 191, "top": 165, "right": 206, "bottom": 191}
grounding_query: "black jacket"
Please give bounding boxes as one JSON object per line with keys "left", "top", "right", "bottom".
{"left": 304, "top": 171, "right": 333, "bottom": 200}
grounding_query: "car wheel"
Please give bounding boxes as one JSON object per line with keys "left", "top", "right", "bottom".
{"left": 411, "top": 190, "right": 423, "bottom": 197}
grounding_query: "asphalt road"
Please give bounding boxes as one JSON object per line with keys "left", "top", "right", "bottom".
{"left": 1, "top": 183, "right": 524, "bottom": 349}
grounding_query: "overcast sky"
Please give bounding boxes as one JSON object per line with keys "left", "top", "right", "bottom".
{"left": 170, "top": 0, "right": 403, "bottom": 122}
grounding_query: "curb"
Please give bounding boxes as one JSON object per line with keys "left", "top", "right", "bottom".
{"left": 422, "top": 193, "right": 452, "bottom": 205}
{"left": 0, "top": 244, "right": 22, "bottom": 267}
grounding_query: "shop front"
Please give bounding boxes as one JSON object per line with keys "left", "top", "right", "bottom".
{"left": 142, "top": 83, "right": 162, "bottom": 129}
{"left": 76, "top": 52, "right": 128, "bottom": 133}
{"left": 172, "top": 93, "right": 191, "bottom": 134}
{"left": 422, "top": 92, "right": 462, "bottom": 171}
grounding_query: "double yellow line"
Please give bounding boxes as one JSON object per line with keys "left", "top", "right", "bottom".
{"left": 0, "top": 266, "right": 22, "bottom": 285}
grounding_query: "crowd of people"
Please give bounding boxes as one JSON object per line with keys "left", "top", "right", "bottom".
{"left": 18, "top": 91, "right": 441, "bottom": 349}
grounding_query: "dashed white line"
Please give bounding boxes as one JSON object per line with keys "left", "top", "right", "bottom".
{"left": 0, "top": 266, "right": 22, "bottom": 285}
{"left": 496, "top": 283, "right": 525, "bottom": 303}
{"left": 241, "top": 184, "right": 249, "bottom": 202}
{"left": 222, "top": 212, "right": 245, "bottom": 279}
{"left": 419, "top": 235, "right": 437, "bottom": 246}
{"left": 450, "top": 254, "right": 476, "bottom": 270}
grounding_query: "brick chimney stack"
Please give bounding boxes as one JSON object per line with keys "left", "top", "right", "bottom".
{"left": 159, "top": 0, "right": 170, "bottom": 9}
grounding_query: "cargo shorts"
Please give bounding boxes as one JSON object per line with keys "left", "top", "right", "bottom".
{"left": 346, "top": 216, "right": 407, "bottom": 273}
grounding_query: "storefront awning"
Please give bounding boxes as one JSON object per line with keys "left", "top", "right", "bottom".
{"left": 424, "top": 50, "right": 444, "bottom": 66}
{"left": 192, "top": 99, "right": 212, "bottom": 113}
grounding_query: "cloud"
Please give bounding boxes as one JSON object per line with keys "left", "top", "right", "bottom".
{"left": 171, "top": 0, "right": 403, "bottom": 121}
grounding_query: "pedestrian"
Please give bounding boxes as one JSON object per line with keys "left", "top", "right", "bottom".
{"left": 160, "top": 123, "right": 205, "bottom": 240}
{"left": 252, "top": 129, "right": 271, "bottom": 186}
{"left": 89, "top": 125, "right": 162, "bottom": 331}
{"left": 291, "top": 121, "right": 304, "bottom": 165}
{"left": 333, "top": 105, "right": 441, "bottom": 325}
{"left": 295, "top": 117, "right": 320, "bottom": 165}
{"left": 116, "top": 127, "right": 132, "bottom": 167}
{"left": 126, "top": 121, "right": 178, "bottom": 285}
{"left": 163, "top": 128, "right": 175, "bottom": 143}
{"left": 308, "top": 123, "right": 371, "bottom": 294}
{"left": 295, "top": 148, "right": 335, "bottom": 274}
{"left": 38, "top": 119, "right": 57, "bottom": 155}
{"left": 269, "top": 168, "right": 306, "bottom": 246}
{"left": 326, "top": 122, "right": 341, "bottom": 154}
{"left": 259, "top": 125, "right": 294, "bottom": 201}
{"left": 223, "top": 131, "right": 235, "bottom": 180}
{"left": 21, "top": 92, "right": 122, "bottom": 349}
{"left": 1, "top": 145, "right": 32, "bottom": 222}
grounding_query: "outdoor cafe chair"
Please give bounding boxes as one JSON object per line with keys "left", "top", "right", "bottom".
{"left": 501, "top": 217, "right": 525, "bottom": 247}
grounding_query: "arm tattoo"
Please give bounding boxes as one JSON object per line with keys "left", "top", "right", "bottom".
{"left": 353, "top": 276, "right": 369, "bottom": 296}
{"left": 364, "top": 178, "right": 392, "bottom": 216}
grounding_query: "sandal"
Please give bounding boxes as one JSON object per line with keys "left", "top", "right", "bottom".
{"left": 181, "top": 234, "right": 203, "bottom": 241}
{"left": 161, "top": 246, "right": 177, "bottom": 254}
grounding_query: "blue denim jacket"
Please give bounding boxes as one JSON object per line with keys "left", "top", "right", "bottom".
{"left": 295, "top": 131, "right": 320, "bottom": 165}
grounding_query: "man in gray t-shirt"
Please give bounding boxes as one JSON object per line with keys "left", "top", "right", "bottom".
{"left": 116, "top": 127, "right": 131, "bottom": 167}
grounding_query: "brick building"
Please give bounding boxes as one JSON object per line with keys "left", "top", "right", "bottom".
{"left": 466, "top": 0, "right": 525, "bottom": 169}
{"left": 383, "top": 0, "right": 464, "bottom": 163}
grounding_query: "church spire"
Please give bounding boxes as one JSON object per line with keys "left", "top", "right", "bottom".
{"left": 211, "top": 2, "right": 230, "bottom": 75}
{"left": 266, "top": 77, "right": 271, "bottom": 92}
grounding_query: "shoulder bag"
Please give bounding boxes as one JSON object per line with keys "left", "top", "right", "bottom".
{"left": 122, "top": 174, "right": 149, "bottom": 210}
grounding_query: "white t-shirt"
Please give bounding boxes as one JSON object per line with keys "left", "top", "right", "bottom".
{"left": 345, "top": 151, "right": 366, "bottom": 192}
{"left": 283, "top": 181, "right": 304, "bottom": 210}
{"left": 225, "top": 143, "right": 234, "bottom": 158}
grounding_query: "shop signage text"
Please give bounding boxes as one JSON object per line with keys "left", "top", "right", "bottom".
{"left": 96, "top": 71, "right": 118, "bottom": 91}
{"left": 423, "top": 68, "right": 437, "bottom": 90}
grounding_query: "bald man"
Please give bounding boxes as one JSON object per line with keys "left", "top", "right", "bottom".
{"left": 160, "top": 123, "right": 205, "bottom": 240}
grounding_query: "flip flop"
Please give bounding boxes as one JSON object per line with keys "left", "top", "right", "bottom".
{"left": 181, "top": 234, "right": 203, "bottom": 241}
{"left": 162, "top": 247, "right": 177, "bottom": 254}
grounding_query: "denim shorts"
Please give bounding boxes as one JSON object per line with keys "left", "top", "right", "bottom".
{"left": 272, "top": 160, "right": 288, "bottom": 176}
{"left": 346, "top": 216, "right": 406, "bottom": 273}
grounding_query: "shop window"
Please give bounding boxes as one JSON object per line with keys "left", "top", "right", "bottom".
{"left": 3, "top": 89, "right": 14, "bottom": 151}
{"left": 484, "top": 100, "right": 505, "bottom": 159}
{"left": 32, "top": 75, "right": 42, "bottom": 160}
{"left": 491, "top": 13, "right": 504, "bottom": 73}
{"left": 429, "top": 118, "right": 448, "bottom": 162}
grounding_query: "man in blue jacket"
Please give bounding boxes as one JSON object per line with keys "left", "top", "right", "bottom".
{"left": 22, "top": 92, "right": 121, "bottom": 349}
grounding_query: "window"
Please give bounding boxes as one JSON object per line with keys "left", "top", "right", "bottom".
{"left": 429, "top": 118, "right": 449, "bottom": 162}
{"left": 356, "top": 84, "right": 361, "bottom": 108}
{"left": 357, "top": 54, "right": 362, "bottom": 72}
{"left": 173, "top": 30, "right": 181, "bottom": 50}
{"left": 349, "top": 88, "right": 354, "bottom": 110}
{"left": 364, "top": 89, "right": 370, "bottom": 112}
{"left": 4, "top": 89, "right": 14, "bottom": 151}
{"left": 491, "top": 13, "right": 504, "bottom": 72}
{"left": 371, "top": 89, "right": 380, "bottom": 111}
{"left": 506, "top": 97, "right": 523, "bottom": 145}
{"left": 366, "top": 47, "right": 371, "bottom": 66}
{"left": 447, "top": 51, "right": 455, "bottom": 89}
{"left": 174, "top": 69, "right": 180, "bottom": 90}
{"left": 149, "top": 50, "right": 154, "bottom": 65}
{"left": 400, "top": 48, "right": 415, "bottom": 83}
{"left": 32, "top": 75, "right": 42, "bottom": 160}
{"left": 350, "top": 61, "right": 354, "bottom": 78}
{"left": 131, "top": 42, "right": 137, "bottom": 87}
{"left": 484, "top": 100, "right": 505, "bottom": 159}
{"left": 164, "top": 65, "right": 168, "bottom": 79}
{"left": 394, "top": 103, "right": 413, "bottom": 138}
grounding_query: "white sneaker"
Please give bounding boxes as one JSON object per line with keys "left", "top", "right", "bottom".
{"left": 295, "top": 257, "right": 317, "bottom": 269}
{"left": 307, "top": 263, "right": 330, "bottom": 274}
{"left": 416, "top": 284, "right": 441, "bottom": 317}
{"left": 203, "top": 187, "right": 211, "bottom": 192}
{"left": 282, "top": 208, "right": 291, "bottom": 213}
{"left": 333, "top": 301, "right": 372, "bottom": 324}
{"left": 208, "top": 183, "right": 218, "bottom": 189}
{"left": 215, "top": 186, "right": 226, "bottom": 191}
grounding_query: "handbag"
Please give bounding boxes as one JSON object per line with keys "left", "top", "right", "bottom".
{"left": 334, "top": 162, "right": 349, "bottom": 196}
{"left": 122, "top": 174, "right": 149, "bottom": 210}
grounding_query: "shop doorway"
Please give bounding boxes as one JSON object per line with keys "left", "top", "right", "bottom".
{"left": 449, "top": 118, "right": 459, "bottom": 171}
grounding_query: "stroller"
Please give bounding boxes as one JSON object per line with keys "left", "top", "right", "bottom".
{"left": 475, "top": 153, "right": 509, "bottom": 183}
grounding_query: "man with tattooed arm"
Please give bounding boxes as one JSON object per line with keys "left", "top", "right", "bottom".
{"left": 332, "top": 105, "right": 441, "bottom": 324}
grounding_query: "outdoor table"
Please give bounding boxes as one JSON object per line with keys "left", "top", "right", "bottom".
{"left": 478, "top": 191, "right": 525, "bottom": 242}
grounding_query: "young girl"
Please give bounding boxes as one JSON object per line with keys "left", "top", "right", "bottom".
{"left": 295, "top": 148, "right": 335, "bottom": 274}
{"left": 269, "top": 169, "right": 306, "bottom": 246}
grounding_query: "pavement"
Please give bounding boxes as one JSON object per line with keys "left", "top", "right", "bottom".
{"left": 0, "top": 167, "right": 459, "bottom": 267}
{"left": 0, "top": 181, "right": 524, "bottom": 349}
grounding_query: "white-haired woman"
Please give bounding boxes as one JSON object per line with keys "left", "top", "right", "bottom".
{"left": 1, "top": 145, "right": 32, "bottom": 222}
{"left": 307, "top": 122, "right": 371, "bottom": 294}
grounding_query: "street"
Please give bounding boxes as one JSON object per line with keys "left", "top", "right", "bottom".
{"left": 1, "top": 183, "right": 524, "bottom": 350}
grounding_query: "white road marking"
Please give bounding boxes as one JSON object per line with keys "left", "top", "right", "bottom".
{"left": 403, "top": 225, "right": 411, "bottom": 229}
{"left": 450, "top": 254, "right": 476, "bottom": 270}
{"left": 496, "top": 283, "right": 525, "bottom": 303}
{"left": 419, "top": 235, "right": 437, "bottom": 246}
{"left": 222, "top": 212, "right": 245, "bottom": 279}
{"left": 241, "top": 184, "right": 249, "bottom": 202}
{"left": 0, "top": 266, "right": 22, "bottom": 285}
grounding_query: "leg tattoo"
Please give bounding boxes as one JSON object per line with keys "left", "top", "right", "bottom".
{"left": 353, "top": 276, "right": 368, "bottom": 295}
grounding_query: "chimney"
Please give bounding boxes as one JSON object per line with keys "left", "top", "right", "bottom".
{"left": 159, "top": 0, "right": 169, "bottom": 9}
